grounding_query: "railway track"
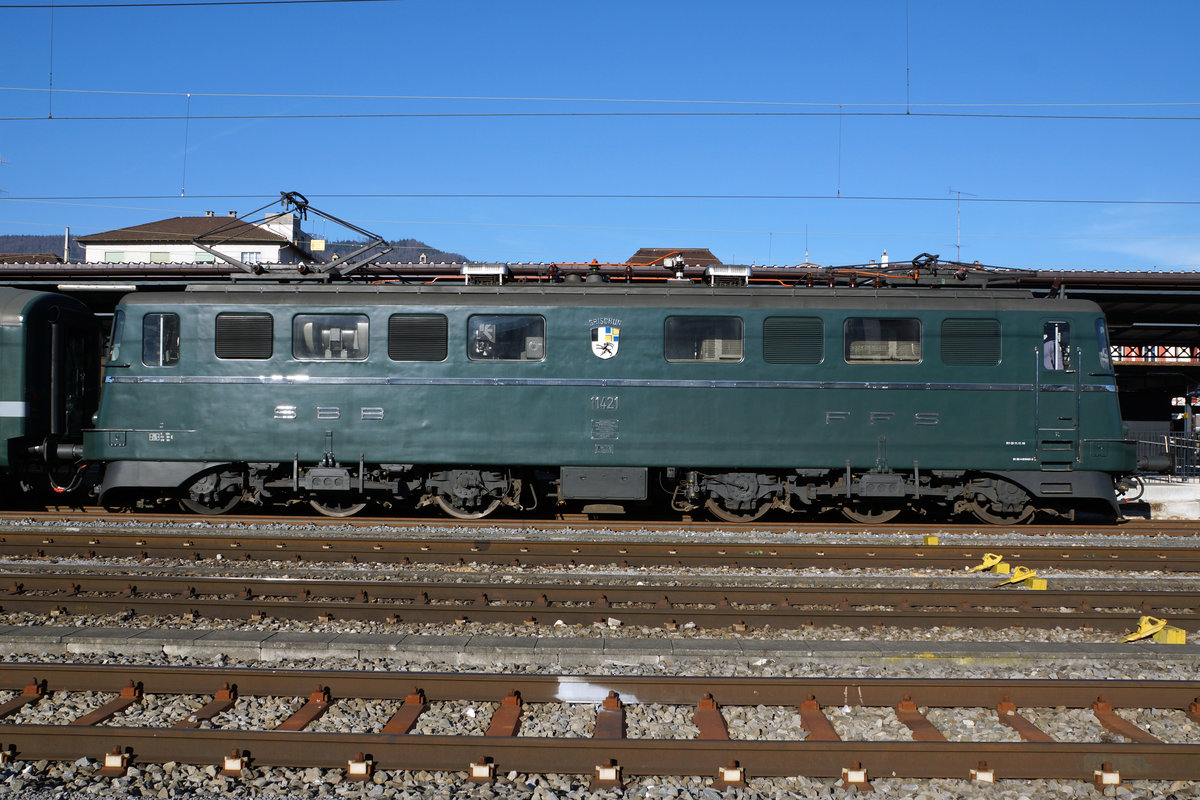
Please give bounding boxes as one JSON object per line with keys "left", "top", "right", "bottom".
{"left": 0, "top": 571, "right": 1196, "bottom": 632}
{"left": 0, "top": 663, "right": 1196, "bottom": 786}
{"left": 13, "top": 509, "right": 1200, "bottom": 536}
{"left": 1, "top": 527, "right": 1198, "bottom": 571}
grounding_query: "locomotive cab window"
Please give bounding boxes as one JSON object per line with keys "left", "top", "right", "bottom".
{"left": 665, "top": 316, "right": 744, "bottom": 362}
{"left": 1043, "top": 322, "right": 1071, "bottom": 370}
{"left": 142, "top": 313, "right": 180, "bottom": 367}
{"left": 106, "top": 310, "right": 125, "bottom": 364}
{"left": 468, "top": 315, "right": 545, "bottom": 361}
{"left": 292, "top": 314, "right": 369, "bottom": 361}
{"left": 844, "top": 318, "right": 921, "bottom": 363}
{"left": 1095, "top": 318, "right": 1113, "bottom": 372}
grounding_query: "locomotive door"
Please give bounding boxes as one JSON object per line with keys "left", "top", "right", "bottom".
{"left": 1035, "top": 321, "right": 1080, "bottom": 470}
{"left": 45, "top": 306, "right": 99, "bottom": 441}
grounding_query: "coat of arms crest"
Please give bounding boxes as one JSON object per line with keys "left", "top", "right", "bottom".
{"left": 591, "top": 325, "right": 620, "bottom": 359}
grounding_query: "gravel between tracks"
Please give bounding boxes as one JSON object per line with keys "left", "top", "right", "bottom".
{"left": 0, "top": 522, "right": 1196, "bottom": 798}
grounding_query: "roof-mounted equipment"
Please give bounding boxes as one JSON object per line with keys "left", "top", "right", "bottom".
{"left": 705, "top": 264, "right": 753, "bottom": 286}
{"left": 461, "top": 264, "right": 511, "bottom": 285}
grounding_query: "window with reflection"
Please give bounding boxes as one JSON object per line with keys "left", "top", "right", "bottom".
{"left": 844, "top": 318, "right": 921, "bottom": 363}
{"left": 1042, "top": 322, "right": 1070, "bottom": 370}
{"left": 468, "top": 315, "right": 545, "bottom": 361}
{"left": 142, "top": 313, "right": 180, "bottom": 367}
{"left": 665, "top": 316, "right": 744, "bottom": 362}
{"left": 293, "top": 314, "right": 369, "bottom": 360}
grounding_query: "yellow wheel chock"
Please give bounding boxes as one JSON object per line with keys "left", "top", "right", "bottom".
{"left": 993, "top": 566, "right": 1040, "bottom": 588}
{"left": 1122, "top": 616, "right": 1168, "bottom": 643}
{"left": 968, "top": 553, "right": 1010, "bottom": 574}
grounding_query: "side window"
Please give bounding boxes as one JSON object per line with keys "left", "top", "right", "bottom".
{"left": 763, "top": 316, "right": 823, "bottom": 364}
{"left": 665, "top": 316, "right": 744, "bottom": 362}
{"left": 468, "top": 315, "right": 545, "bottom": 361}
{"left": 941, "top": 318, "right": 1001, "bottom": 366}
{"left": 389, "top": 314, "right": 448, "bottom": 362}
{"left": 142, "top": 312, "right": 180, "bottom": 367}
{"left": 215, "top": 313, "right": 274, "bottom": 360}
{"left": 844, "top": 318, "right": 921, "bottom": 363}
{"left": 106, "top": 310, "right": 125, "bottom": 364}
{"left": 1043, "top": 322, "right": 1071, "bottom": 370}
{"left": 293, "top": 314, "right": 369, "bottom": 360}
{"left": 1095, "top": 318, "right": 1112, "bottom": 372}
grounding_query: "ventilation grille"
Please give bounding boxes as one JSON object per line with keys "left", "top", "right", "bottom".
{"left": 214, "top": 313, "right": 273, "bottom": 360}
{"left": 942, "top": 319, "right": 1001, "bottom": 366}
{"left": 763, "top": 317, "right": 823, "bottom": 364}
{"left": 389, "top": 314, "right": 448, "bottom": 361}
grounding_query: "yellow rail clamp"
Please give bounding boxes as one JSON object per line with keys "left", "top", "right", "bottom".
{"left": 1121, "top": 616, "right": 1167, "bottom": 643}
{"left": 968, "top": 553, "right": 1009, "bottom": 574}
{"left": 993, "top": 566, "right": 1039, "bottom": 588}
{"left": 923, "top": 535, "right": 939, "bottom": 546}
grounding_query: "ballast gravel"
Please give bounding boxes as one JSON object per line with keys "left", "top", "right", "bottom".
{"left": 0, "top": 521, "right": 1195, "bottom": 797}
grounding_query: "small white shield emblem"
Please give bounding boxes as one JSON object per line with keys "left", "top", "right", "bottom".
{"left": 591, "top": 326, "right": 620, "bottom": 359}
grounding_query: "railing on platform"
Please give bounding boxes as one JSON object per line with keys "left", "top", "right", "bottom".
{"left": 1113, "top": 345, "right": 1200, "bottom": 364}
{"left": 1131, "top": 431, "right": 1197, "bottom": 482}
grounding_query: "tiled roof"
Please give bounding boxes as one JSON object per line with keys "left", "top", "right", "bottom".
{"left": 627, "top": 248, "right": 722, "bottom": 266}
{"left": 76, "top": 217, "right": 288, "bottom": 245}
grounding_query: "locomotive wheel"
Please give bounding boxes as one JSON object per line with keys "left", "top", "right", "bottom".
{"left": 968, "top": 498, "right": 1034, "bottom": 525}
{"left": 309, "top": 497, "right": 369, "bottom": 517}
{"left": 704, "top": 497, "right": 770, "bottom": 523}
{"left": 967, "top": 480, "right": 1035, "bottom": 525}
{"left": 840, "top": 503, "right": 902, "bottom": 524}
{"left": 179, "top": 470, "right": 244, "bottom": 515}
{"left": 436, "top": 494, "right": 501, "bottom": 520}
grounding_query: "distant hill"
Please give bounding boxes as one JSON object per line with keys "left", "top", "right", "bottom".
{"left": 0, "top": 234, "right": 82, "bottom": 261}
{"left": 318, "top": 238, "right": 466, "bottom": 264}
{"left": 0, "top": 234, "right": 467, "bottom": 264}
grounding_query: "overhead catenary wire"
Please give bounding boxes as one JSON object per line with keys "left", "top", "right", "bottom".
{"left": 3, "top": 193, "right": 1197, "bottom": 206}
{"left": 2, "top": 110, "right": 1199, "bottom": 122}
{"left": 5, "top": 86, "right": 1200, "bottom": 107}
{"left": 2, "top": 0, "right": 400, "bottom": 7}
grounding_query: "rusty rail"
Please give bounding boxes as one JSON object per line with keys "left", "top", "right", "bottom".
{"left": 0, "top": 665, "right": 1196, "bottom": 784}
{"left": 0, "top": 571, "right": 1196, "bottom": 631}
{"left": 0, "top": 529, "right": 1196, "bottom": 571}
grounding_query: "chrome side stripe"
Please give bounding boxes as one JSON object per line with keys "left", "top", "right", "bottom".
{"left": 105, "top": 375, "right": 1118, "bottom": 392}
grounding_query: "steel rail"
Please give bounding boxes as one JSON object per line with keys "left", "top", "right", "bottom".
{"left": 1, "top": 572, "right": 1197, "bottom": 631}
{"left": 3, "top": 663, "right": 1198, "bottom": 705}
{"left": 0, "top": 530, "right": 1196, "bottom": 571}
{"left": 7, "top": 729, "right": 1199, "bottom": 781}
{"left": 0, "top": 665, "right": 1197, "bottom": 781}
{"left": 12, "top": 511, "right": 1200, "bottom": 537}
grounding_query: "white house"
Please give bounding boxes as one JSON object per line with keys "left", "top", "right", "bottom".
{"left": 77, "top": 211, "right": 312, "bottom": 265}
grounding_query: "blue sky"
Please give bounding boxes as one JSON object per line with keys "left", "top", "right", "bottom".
{"left": 1, "top": 0, "right": 1197, "bottom": 269}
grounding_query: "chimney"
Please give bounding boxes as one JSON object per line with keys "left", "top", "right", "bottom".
{"left": 227, "top": 211, "right": 236, "bottom": 217}
{"left": 205, "top": 211, "right": 214, "bottom": 217}
{"left": 64, "top": 226, "right": 70, "bottom": 261}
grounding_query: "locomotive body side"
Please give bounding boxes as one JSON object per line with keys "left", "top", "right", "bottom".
{"left": 85, "top": 283, "right": 1134, "bottom": 520}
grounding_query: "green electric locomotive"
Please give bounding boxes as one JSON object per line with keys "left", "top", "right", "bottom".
{"left": 86, "top": 279, "right": 1134, "bottom": 522}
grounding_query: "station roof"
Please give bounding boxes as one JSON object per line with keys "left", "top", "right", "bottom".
{"left": 76, "top": 216, "right": 288, "bottom": 245}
